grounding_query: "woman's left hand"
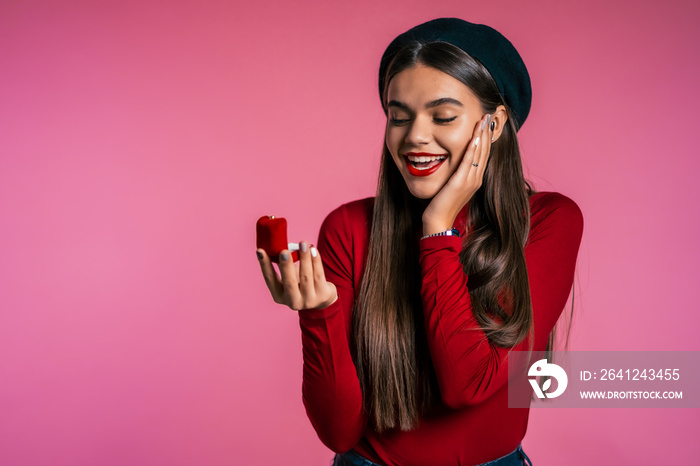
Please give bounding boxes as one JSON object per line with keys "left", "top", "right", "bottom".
{"left": 422, "top": 113, "right": 493, "bottom": 234}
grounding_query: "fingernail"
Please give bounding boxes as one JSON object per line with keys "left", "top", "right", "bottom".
{"left": 256, "top": 250, "right": 263, "bottom": 260}
{"left": 300, "top": 241, "right": 308, "bottom": 253}
{"left": 480, "top": 118, "right": 487, "bottom": 130}
{"left": 473, "top": 136, "right": 480, "bottom": 147}
{"left": 487, "top": 114, "right": 492, "bottom": 126}
{"left": 310, "top": 247, "right": 318, "bottom": 258}
{"left": 280, "top": 252, "right": 289, "bottom": 261}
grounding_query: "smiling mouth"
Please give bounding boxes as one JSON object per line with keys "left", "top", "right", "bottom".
{"left": 404, "top": 152, "right": 447, "bottom": 176}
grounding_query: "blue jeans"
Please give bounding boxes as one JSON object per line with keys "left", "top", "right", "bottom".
{"left": 331, "top": 443, "right": 532, "bottom": 466}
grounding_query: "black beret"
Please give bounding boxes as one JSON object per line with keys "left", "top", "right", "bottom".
{"left": 379, "top": 18, "right": 532, "bottom": 129}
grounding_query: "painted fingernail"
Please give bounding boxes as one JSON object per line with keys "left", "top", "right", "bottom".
{"left": 473, "top": 136, "right": 480, "bottom": 147}
{"left": 280, "top": 252, "right": 289, "bottom": 261}
{"left": 487, "top": 114, "right": 492, "bottom": 126}
{"left": 310, "top": 247, "right": 318, "bottom": 258}
{"left": 256, "top": 250, "right": 263, "bottom": 260}
{"left": 300, "top": 241, "right": 308, "bottom": 253}
{"left": 480, "top": 118, "right": 487, "bottom": 130}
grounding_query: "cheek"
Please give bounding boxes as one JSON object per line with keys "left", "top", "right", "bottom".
{"left": 438, "top": 126, "right": 473, "bottom": 159}
{"left": 384, "top": 130, "right": 400, "bottom": 164}
{"left": 385, "top": 126, "right": 400, "bottom": 150}
{"left": 385, "top": 129, "right": 405, "bottom": 165}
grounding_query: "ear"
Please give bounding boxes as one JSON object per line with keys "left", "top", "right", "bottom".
{"left": 489, "top": 105, "right": 508, "bottom": 143}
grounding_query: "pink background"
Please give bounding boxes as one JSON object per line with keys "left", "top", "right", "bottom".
{"left": 1, "top": 0, "right": 698, "bottom": 464}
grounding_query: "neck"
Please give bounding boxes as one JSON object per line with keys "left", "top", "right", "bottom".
{"left": 413, "top": 196, "right": 431, "bottom": 211}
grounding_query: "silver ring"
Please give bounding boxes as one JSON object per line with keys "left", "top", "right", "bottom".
{"left": 472, "top": 163, "right": 479, "bottom": 167}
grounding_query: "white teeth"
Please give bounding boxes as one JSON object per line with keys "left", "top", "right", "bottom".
{"left": 406, "top": 155, "right": 446, "bottom": 162}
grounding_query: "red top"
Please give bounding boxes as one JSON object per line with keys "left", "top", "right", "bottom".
{"left": 298, "top": 192, "right": 583, "bottom": 466}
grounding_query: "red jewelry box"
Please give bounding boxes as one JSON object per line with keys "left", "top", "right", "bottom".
{"left": 256, "top": 216, "right": 299, "bottom": 263}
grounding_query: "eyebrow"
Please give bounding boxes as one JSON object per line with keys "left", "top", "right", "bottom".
{"left": 387, "top": 97, "right": 463, "bottom": 110}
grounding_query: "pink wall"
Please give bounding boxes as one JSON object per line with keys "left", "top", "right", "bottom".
{"left": 1, "top": 0, "right": 698, "bottom": 464}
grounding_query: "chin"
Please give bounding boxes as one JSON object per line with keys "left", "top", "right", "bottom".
{"left": 405, "top": 183, "right": 440, "bottom": 200}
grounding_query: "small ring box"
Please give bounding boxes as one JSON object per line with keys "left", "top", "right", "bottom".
{"left": 256, "top": 215, "right": 300, "bottom": 263}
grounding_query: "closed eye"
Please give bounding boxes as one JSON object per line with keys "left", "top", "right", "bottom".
{"left": 389, "top": 118, "right": 410, "bottom": 126}
{"left": 434, "top": 116, "right": 457, "bottom": 124}
{"left": 390, "top": 116, "right": 457, "bottom": 125}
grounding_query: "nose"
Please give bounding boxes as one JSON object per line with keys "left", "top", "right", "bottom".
{"left": 404, "top": 115, "right": 431, "bottom": 146}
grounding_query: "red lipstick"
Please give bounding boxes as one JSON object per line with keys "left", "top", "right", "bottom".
{"left": 404, "top": 152, "right": 447, "bottom": 177}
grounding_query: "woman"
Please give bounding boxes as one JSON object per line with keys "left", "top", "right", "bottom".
{"left": 256, "top": 18, "right": 583, "bottom": 466}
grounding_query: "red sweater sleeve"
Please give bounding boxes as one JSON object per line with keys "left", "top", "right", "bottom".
{"left": 419, "top": 193, "right": 583, "bottom": 409}
{"left": 297, "top": 205, "right": 368, "bottom": 453}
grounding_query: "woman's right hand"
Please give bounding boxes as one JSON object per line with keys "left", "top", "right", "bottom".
{"left": 256, "top": 241, "right": 338, "bottom": 311}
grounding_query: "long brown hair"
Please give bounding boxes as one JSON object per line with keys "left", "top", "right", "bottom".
{"left": 353, "top": 41, "right": 563, "bottom": 433}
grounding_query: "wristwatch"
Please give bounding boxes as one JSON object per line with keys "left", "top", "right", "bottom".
{"left": 420, "top": 228, "right": 460, "bottom": 240}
